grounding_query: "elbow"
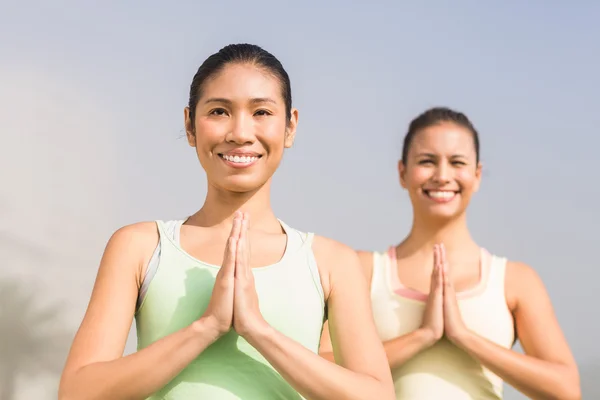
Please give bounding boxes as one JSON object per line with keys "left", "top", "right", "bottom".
{"left": 563, "top": 368, "right": 582, "bottom": 400}
{"left": 561, "top": 384, "right": 581, "bottom": 400}
{"left": 377, "top": 386, "right": 396, "bottom": 400}
{"left": 57, "top": 374, "right": 72, "bottom": 400}
{"left": 58, "top": 370, "right": 92, "bottom": 400}
{"left": 373, "top": 377, "right": 395, "bottom": 400}
{"left": 554, "top": 372, "right": 581, "bottom": 400}
{"left": 351, "top": 375, "right": 394, "bottom": 400}
{"left": 58, "top": 378, "right": 78, "bottom": 400}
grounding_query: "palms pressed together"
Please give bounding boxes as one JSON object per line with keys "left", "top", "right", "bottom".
{"left": 202, "top": 211, "right": 267, "bottom": 339}
{"left": 420, "top": 244, "right": 469, "bottom": 345}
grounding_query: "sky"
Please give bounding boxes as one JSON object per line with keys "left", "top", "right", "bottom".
{"left": 1, "top": 1, "right": 599, "bottom": 399}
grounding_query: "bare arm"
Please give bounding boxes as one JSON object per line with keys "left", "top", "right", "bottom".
{"left": 452, "top": 262, "right": 580, "bottom": 400}
{"left": 321, "top": 323, "right": 435, "bottom": 369}
{"left": 245, "top": 239, "right": 395, "bottom": 400}
{"left": 58, "top": 223, "right": 222, "bottom": 400}
{"left": 319, "top": 250, "right": 439, "bottom": 369}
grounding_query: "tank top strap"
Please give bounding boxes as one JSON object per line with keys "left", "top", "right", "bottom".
{"left": 370, "top": 249, "right": 391, "bottom": 294}
{"left": 277, "top": 218, "right": 304, "bottom": 253}
{"left": 278, "top": 220, "right": 324, "bottom": 306}
{"left": 136, "top": 220, "right": 182, "bottom": 311}
{"left": 303, "top": 232, "right": 324, "bottom": 307}
{"left": 483, "top": 251, "right": 509, "bottom": 297}
{"left": 155, "top": 219, "right": 167, "bottom": 237}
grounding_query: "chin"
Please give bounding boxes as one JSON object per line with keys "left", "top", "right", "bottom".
{"left": 420, "top": 204, "right": 464, "bottom": 220}
{"left": 219, "top": 175, "right": 270, "bottom": 193}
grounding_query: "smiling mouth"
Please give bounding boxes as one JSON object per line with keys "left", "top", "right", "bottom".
{"left": 423, "top": 190, "right": 460, "bottom": 202}
{"left": 218, "top": 153, "right": 262, "bottom": 166}
{"left": 218, "top": 153, "right": 262, "bottom": 169}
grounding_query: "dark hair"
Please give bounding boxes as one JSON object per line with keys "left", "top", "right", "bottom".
{"left": 187, "top": 43, "right": 292, "bottom": 129}
{"left": 401, "top": 107, "right": 480, "bottom": 163}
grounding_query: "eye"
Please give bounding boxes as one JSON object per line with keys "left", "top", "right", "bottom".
{"left": 254, "top": 109, "right": 272, "bottom": 117}
{"left": 209, "top": 108, "right": 228, "bottom": 116}
{"left": 418, "top": 159, "right": 435, "bottom": 165}
{"left": 452, "top": 161, "right": 467, "bottom": 166}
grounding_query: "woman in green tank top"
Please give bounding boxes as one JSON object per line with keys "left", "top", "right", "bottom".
{"left": 58, "top": 44, "right": 395, "bottom": 400}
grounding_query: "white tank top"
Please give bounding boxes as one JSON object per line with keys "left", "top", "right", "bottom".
{"left": 370, "top": 248, "right": 515, "bottom": 400}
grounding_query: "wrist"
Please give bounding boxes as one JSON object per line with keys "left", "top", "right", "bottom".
{"left": 191, "top": 316, "right": 225, "bottom": 342}
{"left": 415, "top": 328, "right": 439, "bottom": 348}
{"left": 240, "top": 319, "right": 273, "bottom": 345}
{"left": 448, "top": 328, "right": 475, "bottom": 349}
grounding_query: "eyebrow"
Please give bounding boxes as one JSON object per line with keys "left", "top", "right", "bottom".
{"left": 416, "top": 152, "right": 468, "bottom": 159}
{"left": 203, "top": 97, "right": 277, "bottom": 105}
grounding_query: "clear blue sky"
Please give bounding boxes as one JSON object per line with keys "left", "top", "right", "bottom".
{"left": 1, "top": 1, "right": 599, "bottom": 398}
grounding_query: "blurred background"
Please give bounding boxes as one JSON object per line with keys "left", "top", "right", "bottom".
{"left": 1, "top": 1, "right": 598, "bottom": 399}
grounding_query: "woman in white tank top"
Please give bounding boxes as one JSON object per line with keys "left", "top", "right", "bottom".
{"left": 320, "top": 107, "right": 580, "bottom": 399}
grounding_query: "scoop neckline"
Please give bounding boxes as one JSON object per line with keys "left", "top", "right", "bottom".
{"left": 386, "top": 246, "right": 491, "bottom": 302}
{"left": 163, "top": 218, "right": 293, "bottom": 271}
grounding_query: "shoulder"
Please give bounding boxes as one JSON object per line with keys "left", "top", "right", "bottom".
{"left": 356, "top": 250, "right": 375, "bottom": 283}
{"left": 312, "top": 235, "right": 359, "bottom": 268}
{"left": 107, "top": 221, "right": 160, "bottom": 250}
{"left": 505, "top": 260, "right": 547, "bottom": 311}
{"left": 102, "top": 221, "right": 161, "bottom": 286}
{"left": 311, "top": 236, "right": 365, "bottom": 296}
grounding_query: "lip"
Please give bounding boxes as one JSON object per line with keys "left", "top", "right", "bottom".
{"left": 219, "top": 150, "right": 262, "bottom": 157}
{"left": 422, "top": 189, "right": 460, "bottom": 204}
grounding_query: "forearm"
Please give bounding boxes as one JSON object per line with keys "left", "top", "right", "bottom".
{"left": 321, "top": 329, "right": 434, "bottom": 370}
{"left": 247, "top": 325, "right": 395, "bottom": 400}
{"left": 59, "top": 318, "right": 220, "bottom": 400}
{"left": 455, "top": 331, "right": 580, "bottom": 400}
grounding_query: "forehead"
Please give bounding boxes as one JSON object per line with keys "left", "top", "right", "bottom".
{"left": 410, "top": 123, "right": 476, "bottom": 156}
{"left": 201, "top": 63, "right": 283, "bottom": 103}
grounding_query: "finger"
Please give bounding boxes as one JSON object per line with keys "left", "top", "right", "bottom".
{"left": 230, "top": 212, "right": 243, "bottom": 241}
{"left": 221, "top": 236, "right": 237, "bottom": 278}
{"left": 221, "top": 216, "right": 241, "bottom": 276}
{"left": 438, "top": 260, "right": 444, "bottom": 295}
{"left": 235, "top": 236, "right": 245, "bottom": 278}
{"left": 243, "top": 213, "right": 251, "bottom": 260}
{"left": 430, "top": 245, "right": 439, "bottom": 289}
{"left": 239, "top": 212, "right": 248, "bottom": 243}
{"left": 236, "top": 217, "right": 250, "bottom": 279}
{"left": 442, "top": 262, "right": 452, "bottom": 291}
{"left": 440, "top": 243, "right": 448, "bottom": 270}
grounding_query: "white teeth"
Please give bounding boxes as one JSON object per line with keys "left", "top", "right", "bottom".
{"left": 428, "top": 191, "right": 456, "bottom": 199}
{"left": 222, "top": 154, "right": 258, "bottom": 163}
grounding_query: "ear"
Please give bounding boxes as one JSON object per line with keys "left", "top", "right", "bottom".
{"left": 184, "top": 107, "right": 196, "bottom": 147}
{"left": 284, "top": 108, "right": 299, "bottom": 148}
{"left": 398, "top": 159, "right": 408, "bottom": 189}
{"left": 473, "top": 161, "right": 483, "bottom": 192}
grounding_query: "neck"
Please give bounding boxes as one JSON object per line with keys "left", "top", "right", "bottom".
{"left": 401, "top": 212, "right": 477, "bottom": 254}
{"left": 190, "top": 178, "right": 280, "bottom": 233}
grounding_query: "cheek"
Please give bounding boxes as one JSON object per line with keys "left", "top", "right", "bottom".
{"left": 456, "top": 169, "right": 477, "bottom": 191}
{"left": 195, "top": 119, "right": 229, "bottom": 145}
{"left": 258, "top": 125, "right": 288, "bottom": 153}
{"left": 406, "top": 167, "right": 432, "bottom": 187}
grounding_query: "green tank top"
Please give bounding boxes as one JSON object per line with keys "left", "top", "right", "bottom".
{"left": 135, "top": 220, "right": 325, "bottom": 399}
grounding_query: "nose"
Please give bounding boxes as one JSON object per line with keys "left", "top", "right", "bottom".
{"left": 432, "top": 161, "right": 451, "bottom": 183}
{"left": 226, "top": 113, "right": 255, "bottom": 145}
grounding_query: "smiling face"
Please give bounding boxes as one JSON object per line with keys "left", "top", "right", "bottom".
{"left": 399, "top": 122, "right": 482, "bottom": 221}
{"left": 185, "top": 63, "right": 298, "bottom": 193}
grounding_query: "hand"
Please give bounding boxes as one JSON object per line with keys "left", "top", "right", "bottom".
{"left": 233, "top": 212, "right": 269, "bottom": 338}
{"left": 200, "top": 212, "right": 241, "bottom": 337}
{"left": 418, "top": 244, "right": 444, "bottom": 345}
{"left": 440, "top": 243, "right": 469, "bottom": 345}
